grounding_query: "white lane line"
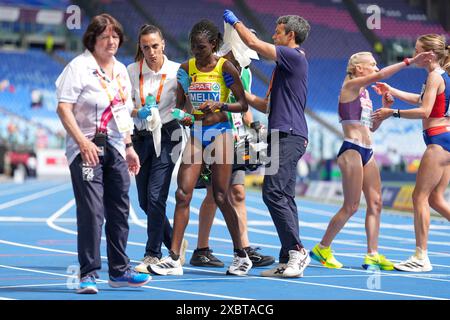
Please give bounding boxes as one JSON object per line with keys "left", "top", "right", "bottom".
{"left": 145, "top": 274, "right": 450, "bottom": 282}
{"left": 0, "top": 296, "right": 16, "bottom": 300}
{"left": 245, "top": 226, "right": 450, "bottom": 258}
{"left": 245, "top": 194, "right": 450, "bottom": 236}
{"left": 308, "top": 263, "right": 450, "bottom": 283}
{"left": 243, "top": 204, "right": 450, "bottom": 245}
{"left": 0, "top": 263, "right": 250, "bottom": 300}
{"left": 0, "top": 239, "right": 77, "bottom": 256}
{"left": 0, "top": 184, "right": 72, "bottom": 211}
{"left": 0, "top": 283, "right": 69, "bottom": 289}
{"left": 192, "top": 189, "right": 450, "bottom": 247}
{"left": 0, "top": 217, "right": 76, "bottom": 223}
{"left": 47, "top": 197, "right": 450, "bottom": 285}
{"left": 257, "top": 276, "right": 448, "bottom": 300}
{"left": 134, "top": 194, "right": 450, "bottom": 262}
{"left": 1, "top": 239, "right": 448, "bottom": 299}
{"left": 0, "top": 182, "right": 59, "bottom": 197}
{"left": 46, "top": 199, "right": 76, "bottom": 235}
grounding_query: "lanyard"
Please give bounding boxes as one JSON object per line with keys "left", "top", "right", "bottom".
{"left": 139, "top": 59, "right": 167, "bottom": 106}
{"left": 95, "top": 69, "right": 126, "bottom": 133}
{"left": 95, "top": 69, "right": 126, "bottom": 104}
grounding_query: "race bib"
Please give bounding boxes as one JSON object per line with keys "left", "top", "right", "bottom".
{"left": 189, "top": 82, "right": 221, "bottom": 113}
{"left": 360, "top": 96, "right": 373, "bottom": 128}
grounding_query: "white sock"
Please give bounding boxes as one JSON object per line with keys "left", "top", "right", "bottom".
{"left": 415, "top": 247, "right": 427, "bottom": 260}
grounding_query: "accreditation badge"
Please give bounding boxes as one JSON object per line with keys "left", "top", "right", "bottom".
{"left": 112, "top": 104, "right": 134, "bottom": 133}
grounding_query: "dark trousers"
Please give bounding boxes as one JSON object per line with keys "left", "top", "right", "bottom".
{"left": 69, "top": 143, "right": 131, "bottom": 278}
{"left": 132, "top": 120, "right": 181, "bottom": 258}
{"left": 262, "top": 131, "right": 307, "bottom": 263}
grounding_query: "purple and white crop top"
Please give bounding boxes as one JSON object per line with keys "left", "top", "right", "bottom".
{"left": 338, "top": 89, "right": 373, "bottom": 128}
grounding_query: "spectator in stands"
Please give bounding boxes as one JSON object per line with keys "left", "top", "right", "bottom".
{"left": 373, "top": 34, "right": 450, "bottom": 272}
{"left": 149, "top": 19, "right": 252, "bottom": 276}
{"left": 190, "top": 37, "right": 275, "bottom": 269}
{"left": 223, "top": 10, "right": 311, "bottom": 278}
{"left": 56, "top": 13, "right": 150, "bottom": 294}
{"left": 126, "top": 24, "right": 187, "bottom": 274}
{"left": 309, "top": 50, "right": 434, "bottom": 271}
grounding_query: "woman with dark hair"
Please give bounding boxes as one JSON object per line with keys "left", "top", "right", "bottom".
{"left": 127, "top": 24, "right": 187, "bottom": 274}
{"left": 149, "top": 19, "right": 252, "bottom": 276}
{"left": 56, "top": 14, "right": 151, "bottom": 294}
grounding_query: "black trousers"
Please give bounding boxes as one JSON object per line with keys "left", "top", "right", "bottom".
{"left": 132, "top": 120, "right": 182, "bottom": 258}
{"left": 69, "top": 143, "right": 131, "bottom": 278}
{"left": 262, "top": 131, "right": 308, "bottom": 263}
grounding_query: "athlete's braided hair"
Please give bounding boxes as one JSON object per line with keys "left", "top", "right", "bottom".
{"left": 189, "top": 19, "right": 223, "bottom": 53}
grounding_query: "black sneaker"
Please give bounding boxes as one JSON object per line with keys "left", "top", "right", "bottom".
{"left": 189, "top": 248, "right": 224, "bottom": 267}
{"left": 245, "top": 247, "right": 275, "bottom": 267}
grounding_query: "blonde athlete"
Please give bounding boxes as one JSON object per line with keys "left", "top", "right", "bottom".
{"left": 310, "top": 50, "right": 434, "bottom": 270}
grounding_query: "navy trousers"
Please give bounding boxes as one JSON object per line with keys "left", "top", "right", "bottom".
{"left": 69, "top": 143, "right": 131, "bottom": 278}
{"left": 262, "top": 131, "right": 307, "bottom": 263}
{"left": 132, "top": 120, "right": 181, "bottom": 259}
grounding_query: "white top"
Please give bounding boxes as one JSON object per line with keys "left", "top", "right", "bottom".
{"left": 55, "top": 49, "right": 134, "bottom": 164}
{"left": 127, "top": 55, "right": 180, "bottom": 129}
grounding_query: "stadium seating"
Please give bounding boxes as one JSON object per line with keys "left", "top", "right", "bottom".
{"left": 0, "top": 0, "right": 69, "bottom": 9}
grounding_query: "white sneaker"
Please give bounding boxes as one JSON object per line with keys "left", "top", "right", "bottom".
{"left": 260, "top": 263, "right": 288, "bottom": 277}
{"left": 180, "top": 239, "right": 188, "bottom": 266}
{"left": 283, "top": 248, "right": 310, "bottom": 278}
{"left": 134, "top": 256, "right": 160, "bottom": 274}
{"left": 148, "top": 255, "right": 183, "bottom": 276}
{"left": 394, "top": 255, "right": 432, "bottom": 272}
{"left": 226, "top": 253, "right": 252, "bottom": 276}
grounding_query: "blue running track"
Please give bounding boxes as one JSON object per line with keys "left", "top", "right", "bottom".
{"left": 0, "top": 178, "right": 449, "bottom": 300}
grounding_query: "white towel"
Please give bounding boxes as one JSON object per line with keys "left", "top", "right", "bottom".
{"left": 218, "top": 23, "right": 259, "bottom": 68}
{"left": 145, "top": 107, "right": 162, "bottom": 157}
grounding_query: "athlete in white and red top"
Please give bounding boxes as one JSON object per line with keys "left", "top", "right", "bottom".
{"left": 373, "top": 34, "right": 450, "bottom": 272}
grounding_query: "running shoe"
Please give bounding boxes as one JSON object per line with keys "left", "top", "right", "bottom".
{"left": 108, "top": 269, "right": 151, "bottom": 288}
{"left": 283, "top": 248, "right": 310, "bottom": 278}
{"left": 394, "top": 255, "right": 432, "bottom": 272}
{"left": 135, "top": 256, "right": 160, "bottom": 274}
{"left": 226, "top": 253, "right": 252, "bottom": 276}
{"left": 190, "top": 248, "right": 224, "bottom": 267}
{"left": 362, "top": 253, "right": 394, "bottom": 271}
{"left": 260, "top": 263, "right": 288, "bottom": 278}
{"left": 77, "top": 274, "right": 98, "bottom": 294}
{"left": 244, "top": 247, "right": 275, "bottom": 267}
{"left": 310, "top": 243, "right": 343, "bottom": 269}
{"left": 149, "top": 255, "right": 183, "bottom": 276}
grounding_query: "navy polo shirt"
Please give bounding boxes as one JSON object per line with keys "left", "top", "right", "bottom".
{"left": 268, "top": 45, "right": 308, "bottom": 140}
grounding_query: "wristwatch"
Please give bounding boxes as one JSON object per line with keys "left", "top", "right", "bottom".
{"left": 392, "top": 109, "right": 401, "bottom": 118}
{"left": 125, "top": 142, "right": 134, "bottom": 149}
{"left": 220, "top": 103, "right": 229, "bottom": 112}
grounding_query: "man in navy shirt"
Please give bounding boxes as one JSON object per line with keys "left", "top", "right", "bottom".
{"left": 224, "top": 10, "right": 311, "bottom": 278}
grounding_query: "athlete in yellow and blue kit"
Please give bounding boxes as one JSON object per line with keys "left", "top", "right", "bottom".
{"left": 149, "top": 19, "right": 253, "bottom": 276}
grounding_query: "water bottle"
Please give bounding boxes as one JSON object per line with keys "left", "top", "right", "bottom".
{"left": 145, "top": 94, "right": 157, "bottom": 107}
{"left": 172, "top": 109, "right": 194, "bottom": 122}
